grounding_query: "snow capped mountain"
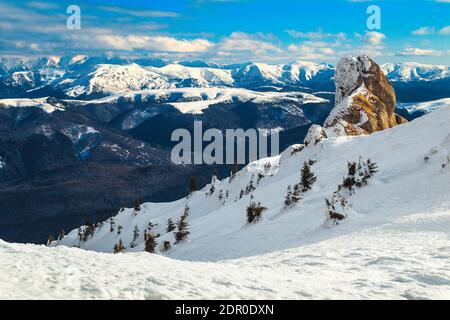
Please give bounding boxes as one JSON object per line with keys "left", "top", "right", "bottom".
{"left": 1, "top": 56, "right": 449, "bottom": 101}
{"left": 61, "top": 64, "right": 175, "bottom": 97}
{"left": 0, "top": 97, "right": 65, "bottom": 113}
{"left": 76, "top": 87, "right": 327, "bottom": 115}
{"left": 232, "top": 61, "right": 334, "bottom": 88}
{"left": 382, "top": 62, "right": 450, "bottom": 82}
{"left": 54, "top": 61, "right": 334, "bottom": 98}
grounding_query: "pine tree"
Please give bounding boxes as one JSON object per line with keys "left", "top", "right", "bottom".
{"left": 364, "top": 158, "right": 378, "bottom": 184}
{"left": 131, "top": 225, "right": 140, "bottom": 247}
{"left": 189, "top": 176, "right": 198, "bottom": 194}
{"left": 117, "top": 225, "right": 123, "bottom": 235}
{"left": 218, "top": 189, "right": 224, "bottom": 201}
{"left": 134, "top": 197, "right": 142, "bottom": 214}
{"left": 257, "top": 173, "right": 264, "bottom": 185}
{"left": 144, "top": 232, "right": 157, "bottom": 253}
{"left": 114, "top": 239, "right": 125, "bottom": 253}
{"left": 209, "top": 175, "right": 216, "bottom": 195}
{"left": 291, "top": 183, "right": 302, "bottom": 204}
{"left": 58, "top": 229, "right": 65, "bottom": 241}
{"left": 325, "top": 191, "right": 347, "bottom": 223}
{"left": 246, "top": 200, "right": 267, "bottom": 223}
{"left": 342, "top": 161, "right": 357, "bottom": 193}
{"left": 284, "top": 185, "right": 293, "bottom": 208}
{"left": 47, "top": 235, "right": 55, "bottom": 246}
{"left": 300, "top": 161, "right": 317, "bottom": 192}
{"left": 109, "top": 216, "right": 115, "bottom": 232}
{"left": 174, "top": 205, "right": 190, "bottom": 243}
{"left": 161, "top": 240, "right": 171, "bottom": 252}
{"left": 245, "top": 178, "right": 256, "bottom": 194}
{"left": 166, "top": 218, "right": 176, "bottom": 233}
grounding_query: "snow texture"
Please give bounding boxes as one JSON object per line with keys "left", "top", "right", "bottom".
{"left": 1, "top": 101, "right": 450, "bottom": 300}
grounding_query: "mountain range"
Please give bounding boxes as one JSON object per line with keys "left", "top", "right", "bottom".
{"left": 1, "top": 56, "right": 450, "bottom": 100}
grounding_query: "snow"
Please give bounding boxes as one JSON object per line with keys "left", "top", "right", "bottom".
{"left": 324, "top": 85, "right": 368, "bottom": 136}
{"left": 304, "top": 124, "right": 326, "bottom": 145}
{"left": 70, "top": 87, "right": 328, "bottom": 115}
{"left": 61, "top": 125, "right": 102, "bottom": 160}
{"left": 1, "top": 103, "right": 450, "bottom": 299}
{"left": 382, "top": 62, "right": 450, "bottom": 82}
{"left": 397, "top": 98, "right": 450, "bottom": 114}
{"left": 1, "top": 209, "right": 450, "bottom": 299}
{"left": 0, "top": 97, "right": 63, "bottom": 113}
{"left": 53, "top": 103, "right": 450, "bottom": 260}
{"left": 0, "top": 156, "right": 6, "bottom": 170}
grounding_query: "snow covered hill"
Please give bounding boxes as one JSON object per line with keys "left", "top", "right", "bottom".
{"left": 397, "top": 98, "right": 450, "bottom": 115}
{"left": 54, "top": 102, "right": 450, "bottom": 263}
{"left": 1, "top": 98, "right": 450, "bottom": 299}
{"left": 2, "top": 214, "right": 450, "bottom": 299}
{"left": 71, "top": 87, "right": 327, "bottom": 115}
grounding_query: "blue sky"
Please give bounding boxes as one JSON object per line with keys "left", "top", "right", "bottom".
{"left": 1, "top": 0, "right": 449, "bottom": 64}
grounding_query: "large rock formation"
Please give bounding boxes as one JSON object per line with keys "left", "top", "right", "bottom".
{"left": 305, "top": 55, "right": 407, "bottom": 144}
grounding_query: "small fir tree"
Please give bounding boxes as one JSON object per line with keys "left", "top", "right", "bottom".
{"left": 166, "top": 218, "right": 176, "bottom": 233}
{"left": 144, "top": 232, "right": 157, "bottom": 253}
{"left": 189, "top": 176, "right": 198, "bottom": 194}
{"left": 114, "top": 239, "right": 125, "bottom": 253}
{"left": 174, "top": 205, "right": 190, "bottom": 243}
{"left": 300, "top": 161, "right": 317, "bottom": 192}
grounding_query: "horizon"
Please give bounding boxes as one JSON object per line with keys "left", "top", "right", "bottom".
{"left": 0, "top": 0, "right": 449, "bottom": 65}
{"left": 1, "top": 53, "right": 449, "bottom": 68}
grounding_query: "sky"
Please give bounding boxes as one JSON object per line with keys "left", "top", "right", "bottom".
{"left": 0, "top": 0, "right": 449, "bottom": 65}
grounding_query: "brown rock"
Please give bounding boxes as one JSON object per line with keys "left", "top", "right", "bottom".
{"left": 324, "top": 55, "right": 407, "bottom": 136}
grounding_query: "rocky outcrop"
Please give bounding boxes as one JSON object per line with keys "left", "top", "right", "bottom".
{"left": 305, "top": 55, "right": 407, "bottom": 143}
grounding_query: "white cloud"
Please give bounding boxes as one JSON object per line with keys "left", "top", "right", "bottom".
{"left": 439, "top": 25, "right": 450, "bottom": 35}
{"left": 286, "top": 29, "right": 347, "bottom": 41}
{"left": 412, "top": 27, "right": 435, "bottom": 36}
{"left": 27, "top": 1, "right": 60, "bottom": 10}
{"left": 396, "top": 48, "right": 443, "bottom": 56}
{"left": 95, "top": 35, "right": 214, "bottom": 52}
{"left": 362, "top": 31, "right": 386, "bottom": 45}
{"left": 99, "top": 6, "right": 179, "bottom": 18}
{"left": 218, "top": 32, "right": 281, "bottom": 53}
{"left": 287, "top": 41, "right": 336, "bottom": 61}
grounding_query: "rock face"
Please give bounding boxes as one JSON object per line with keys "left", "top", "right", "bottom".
{"left": 305, "top": 55, "right": 407, "bottom": 143}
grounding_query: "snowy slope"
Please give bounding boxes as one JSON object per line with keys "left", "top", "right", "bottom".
{"left": 2, "top": 217, "right": 450, "bottom": 299}
{"left": 1, "top": 102, "right": 450, "bottom": 299}
{"left": 56, "top": 104, "right": 450, "bottom": 263}
{"left": 72, "top": 87, "right": 327, "bottom": 115}
{"left": 0, "top": 97, "right": 65, "bottom": 113}
{"left": 233, "top": 62, "right": 333, "bottom": 87}
{"left": 57, "top": 62, "right": 333, "bottom": 97}
{"left": 397, "top": 98, "right": 450, "bottom": 114}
